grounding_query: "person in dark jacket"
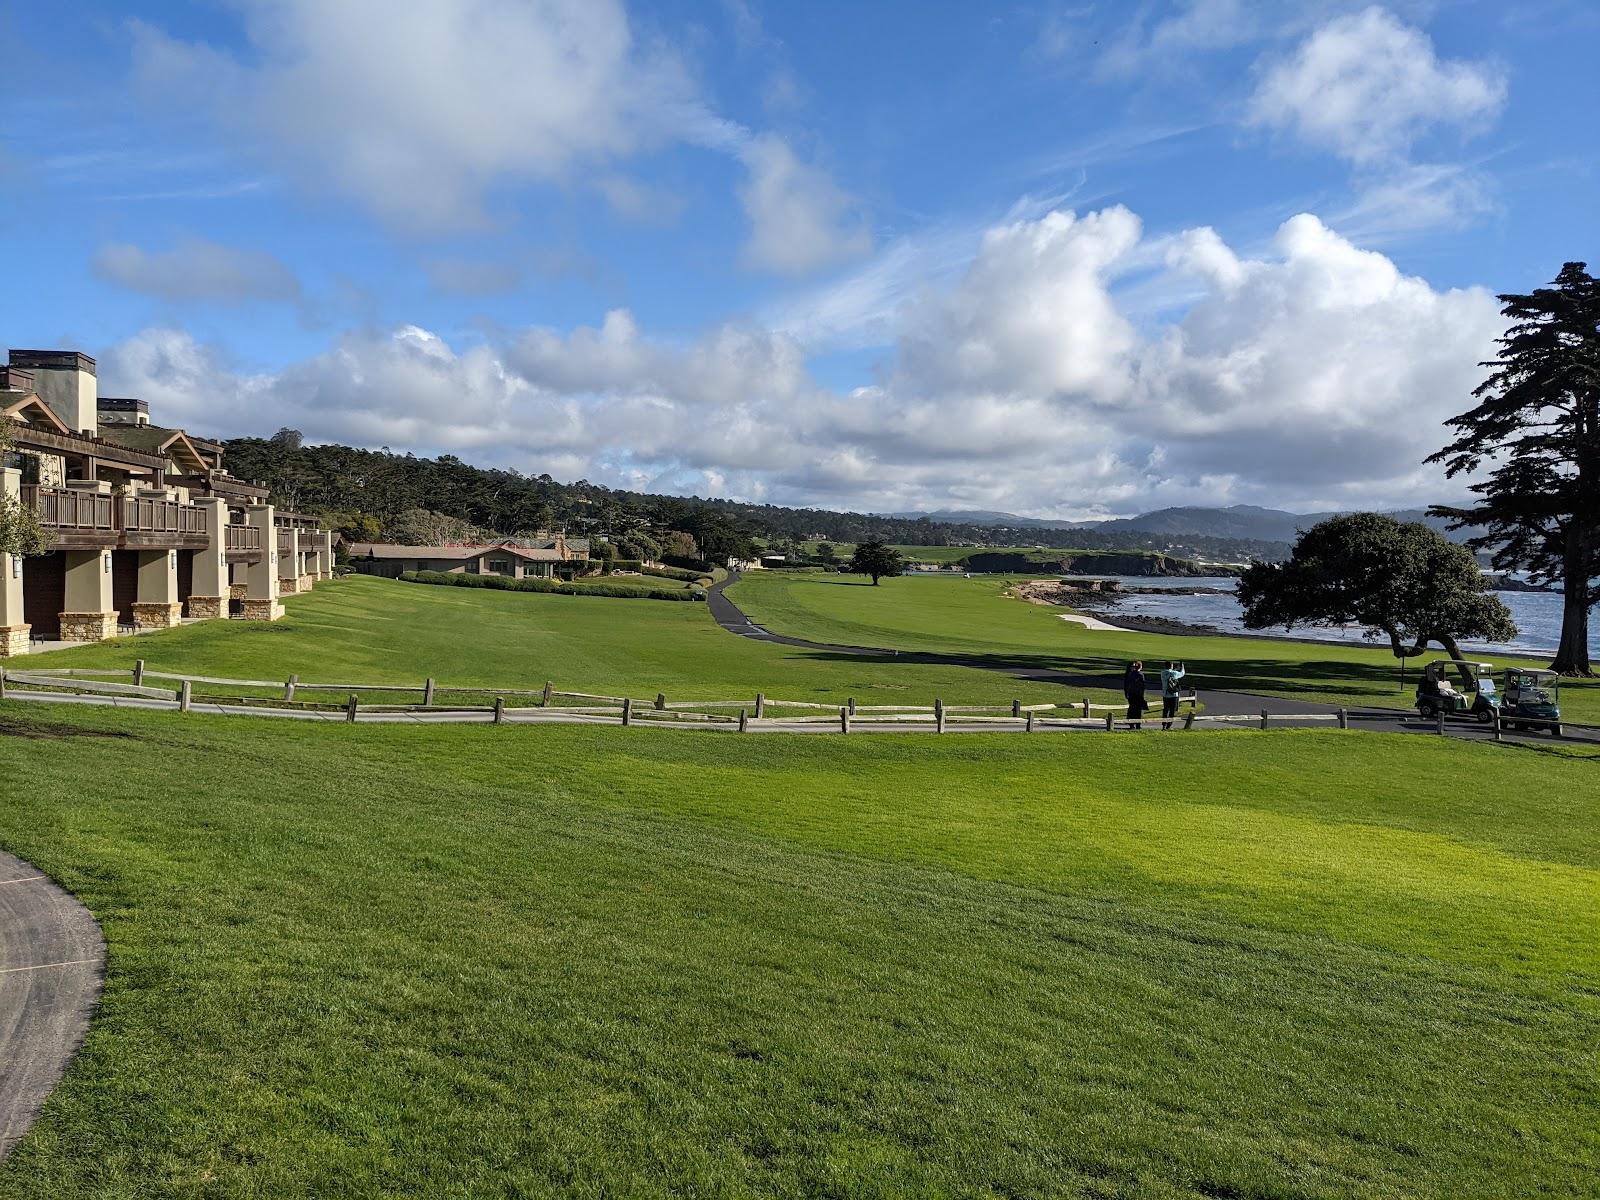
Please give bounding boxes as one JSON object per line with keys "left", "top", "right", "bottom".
{"left": 1124, "top": 661, "right": 1148, "bottom": 728}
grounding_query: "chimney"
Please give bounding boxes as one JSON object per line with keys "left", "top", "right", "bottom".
{"left": 8, "top": 349, "right": 98, "bottom": 435}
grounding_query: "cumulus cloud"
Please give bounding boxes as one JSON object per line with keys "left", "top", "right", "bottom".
{"left": 94, "top": 237, "right": 301, "bottom": 305}
{"left": 1249, "top": 7, "right": 1506, "bottom": 165}
{"left": 99, "top": 206, "right": 1500, "bottom": 516}
{"left": 736, "top": 135, "right": 871, "bottom": 275}
{"left": 129, "top": 0, "right": 869, "bottom": 274}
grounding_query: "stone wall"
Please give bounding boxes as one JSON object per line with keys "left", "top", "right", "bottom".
{"left": 0, "top": 625, "right": 29, "bottom": 657}
{"left": 239, "top": 598, "right": 284, "bottom": 621}
{"left": 59, "top": 612, "right": 117, "bottom": 642}
{"left": 186, "top": 595, "right": 226, "bottom": 620}
{"left": 131, "top": 602, "right": 182, "bottom": 630}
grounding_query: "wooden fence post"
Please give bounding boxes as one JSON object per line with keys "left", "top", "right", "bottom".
{"left": 1338, "top": 708, "right": 1348, "bottom": 730}
{"left": 1493, "top": 714, "right": 1503, "bottom": 742}
{"left": 840, "top": 705, "right": 850, "bottom": 734}
{"left": 133, "top": 659, "right": 145, "bottom": 688}
{"left": 285, "top": 673, "right": 297, "bottom": 701}
{"left": 935, "top": 698, "right": 945, "bottom": 733}
{"left": 1012, "top": 699, "right": 1021, "bottom": 717}
{"left": 493, "top": 697, "right": 505, "bottom": 725}
{"left": 755, "top": 692, "right": 765, "bottom": 718}
{"left": 0, "top": 666, "right": 6, "bottom": 701}
{"left": 1436, "top": 712, "right": 1445, "bottom": 736}
{"left": 738, "top": 708, "right": 748, "bottom": 733}
{"left": 655, "top": 692, "right": 666, "bottom": 711}
{"left": 1183, "top": 710, "right": 1195, "bottom": 731}
{"left": 346, "top": 693, "right": 358, "bottom": 723}
{"left": 423, "top": 677, "right": 436, "bottom": 706}
{"left": 848, "top": 696, "right": 856, "bottom": 716}
{"left": 1082, "top": 697, "right": 1091, "bottom": 718}
{"left": 622, "top": 697, "right": 633, "bottom": 726}
{"left": 1025, "top": 710, "right": 1035, "bottom": 733}
{"left": 542, "top": 680, "right": 553, "bottom": 707}
{"left": 179, "top": 680, "right": 192, "bottom": 712}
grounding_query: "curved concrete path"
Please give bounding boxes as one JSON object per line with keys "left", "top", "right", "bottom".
{"left": 707, "top": 575, "right": 1596, "bottom": 745}
{"left": 0, "top": 850, "right": 104, "bottom": 1162}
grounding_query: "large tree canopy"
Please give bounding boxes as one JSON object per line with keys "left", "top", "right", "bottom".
{"left": 0, "top": 424, "right": 48, "bottom": 560}
{"left": 1238, "top": 514, "right": 1515, "bottom": 671}
{"left": 848, "top": 541, "right": 905, "bottom": 586}
{"left": 1429, "top": 262, "right": 1599, "bottom": 675}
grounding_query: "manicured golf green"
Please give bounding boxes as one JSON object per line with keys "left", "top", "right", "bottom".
{"left": 1, "top": 701, "right": 1596, "bottom": 1197}
{"left": 19, "top": 575, "right": 1116, "bottom": 709}
{"left": 730, "top": 572, "right": 1600, "bottom": 724}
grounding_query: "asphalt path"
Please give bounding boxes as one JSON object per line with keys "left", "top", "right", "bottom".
{"left": 707, "top": 575, "right": 1595, "bottom": 746}
{"left": 0, "top": 850, "right": 104, "bottom": 1163}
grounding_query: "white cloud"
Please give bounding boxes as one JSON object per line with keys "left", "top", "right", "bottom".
{"left": 94, "top": 237, "right": 300, "bottom": 304}
{"left": 99, "top": 206, "right": 1500, "bottom": 516}
{"left": 1249, "top": 7, "right": 1506, "bottom": 165}
{"left": 736, "top": 135, "right": 871, "bottom": 275}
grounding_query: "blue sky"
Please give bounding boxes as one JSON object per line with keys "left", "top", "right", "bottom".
{"left": 2, "top": 0, "right": 1595, "bottom": 517}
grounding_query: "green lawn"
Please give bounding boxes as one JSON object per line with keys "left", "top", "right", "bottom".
{"left": 1, "top": 702, "right": 1596, "bottom": 1197}
{"left": 729, "top": 572, "right": 1600, "bottom": 724}
{"left": 20, "top": 575, "right": 1118, "bottom": 709}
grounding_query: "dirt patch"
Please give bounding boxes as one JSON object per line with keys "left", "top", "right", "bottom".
{"left": 0, "top": 717, "right": 138, "bottom": 741}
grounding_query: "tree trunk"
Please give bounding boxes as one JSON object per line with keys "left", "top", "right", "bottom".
{"left": 1551, "top": 567, "right": 1593, "bottom": 676}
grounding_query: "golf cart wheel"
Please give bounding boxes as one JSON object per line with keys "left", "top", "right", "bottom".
{"left": 1418, "top": 702, "right": 1436, "bottom": 719}
{"left": 1477, "top": 709, "right": 1494, "bottom": 725}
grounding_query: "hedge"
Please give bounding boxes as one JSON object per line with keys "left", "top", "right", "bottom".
{"left": 641, "top": 564, "right": 713, "bottom": 584}
{"left": 398, "top": 570, "right": 703, "bottom": 601}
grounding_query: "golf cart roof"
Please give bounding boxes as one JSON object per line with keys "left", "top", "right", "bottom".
{"left": 1507, "top": 667, "right": 1558, "bottom": 679}
{"left": 1428, "top": 659, "right": 1494, "bottom": 670}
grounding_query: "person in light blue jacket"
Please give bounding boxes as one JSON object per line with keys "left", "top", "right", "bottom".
{"left": 1160, "top": 661, "right": 1186, "bottom": 729}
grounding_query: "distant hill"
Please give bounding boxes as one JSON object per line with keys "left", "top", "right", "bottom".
{"left": 882, "top": 509, "right": 1096, "bottom": 530}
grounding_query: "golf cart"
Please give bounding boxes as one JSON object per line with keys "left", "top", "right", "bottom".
{"left": 1501, "top": 667, "right": 1563, "bottom": 737}
{"left": 1415, "top": 660, "right": 1499, "bottom": 725}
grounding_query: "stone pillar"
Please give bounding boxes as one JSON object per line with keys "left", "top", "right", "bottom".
{"left": 316, "top": 531, "right": 334, "bottom": 581}
{"left": 132, "top": 548, "right": 182, "bottom": 630}
{"left": 278, "top": 525, "right": 301, "bottom": 594}
{"left": 0, "top": 468, "right": 29, "bottom": 655}
{"left": 187, "top": 498, "right": 229, "bottom": 619}
{"left": 242, "top": 505, "right": 283, "bottom": 621}
{"left": 62, "top": 548, "right": 117, "bottom": 642}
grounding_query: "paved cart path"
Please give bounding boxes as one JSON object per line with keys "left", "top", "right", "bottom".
{"left": 0, "top": 851, "right": 104, "bottom": 1163}
{"left": 707, "top": 576, "right": 1597, "bottom": 745}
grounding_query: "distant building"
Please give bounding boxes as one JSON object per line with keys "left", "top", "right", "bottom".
{"left": 345, "top": 540, "right": 575, "bottom": 580}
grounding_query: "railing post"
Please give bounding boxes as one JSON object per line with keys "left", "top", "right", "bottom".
{"left": 1104, "top": 713, "right": 1114, "bottom": 732}
{"left": 848, "top": 696, "right": 856, "bottom": 716}
{"left": 1011, "top": 699, "right": 1021, "bottom": 717}
{"left": 179, "top": 680, "right": 192, "bottom": 713}
{"left": 542, "top": 680, "right": 553, "bottom": 707}
{"left": 494, "top": 697, "right": 505, "bottom": 725}
{"left": 935, "top": 698, "right": 945, "bottom": 733}
{"left": 285, "top": 673, "right": 297, "bottom": 701}
{"left": 1260, "top": 709, "right": 1269, "bottom": 731}
{"left": 133, "top": 659, "right": 145, "bottom": 688}
{"left": 1025, "top": 710, "right": 1035, "bottom": 733}
{"left": 755, "top": 692, "right": 765, "bottom": 718}
{"left": 1082, "top": 697, "right": 1090, "bottom": 718}
{"left": 655, "top": 692, "right": 666, "bottom": 711}
{"left": 622, "top": 697, "right": 633, "bottom": 726}
{"left": 346, "top": 693, "right": 358, "bottom": 723}
{"left": 738, "top": 708, "right": 748, "bottom": 733}
{"left": 840, "top": 705, "right": 850, "bottom": 734}
{"left": 423, "top": 677, "right": 436, "bottom": 706}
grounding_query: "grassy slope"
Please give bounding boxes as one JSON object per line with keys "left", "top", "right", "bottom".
{"left": 19, "top": 575, "right": 1117, "bottom": 708}
{"left": 1, "top": 703, "right": 1596, "bottom": 1198}
{"left": 729, "top": 572, "right": 1600, "bottom": 723}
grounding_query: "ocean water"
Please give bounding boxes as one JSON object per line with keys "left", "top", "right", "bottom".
{"left": 1061, "top": 576, "right": 1598, "bottom": 658}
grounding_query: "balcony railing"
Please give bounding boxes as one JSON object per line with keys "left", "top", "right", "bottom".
{"left": 24, "top": 486, "right": 208, "bottom": 541}
{"left": 122, "top": 494, "right": 209, "bottom": 537}
{"left": 225, "top": 524, "right": 264, "bottom": 553}
{"left": 22, "top": 486, "right": 116, "bottom": 534}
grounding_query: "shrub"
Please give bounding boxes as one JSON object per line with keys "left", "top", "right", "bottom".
{"left": 641, "top": 565, "right": 711, "bottom": 584}
{"left": 398, "top": 570, "right": 702, "bottom": 601}
{"left": 661, "top": 554, "right": 713, "bottom": 574}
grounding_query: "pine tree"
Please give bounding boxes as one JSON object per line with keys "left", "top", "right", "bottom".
{"left": 1429, "top": 263, "right": 1600, "bottom": 676}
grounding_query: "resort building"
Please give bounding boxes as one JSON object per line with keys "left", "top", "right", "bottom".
{"left": 1, "top": 348, "right": 333, "bottom": 655}
{"left": 346, "top": 541, "right": 577, "bottom": 579}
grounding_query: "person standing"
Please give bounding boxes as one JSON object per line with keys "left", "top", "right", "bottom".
{"left": 1161, "top": 661, "right": 1186, "bottom": 729}
{"left": 1124, "top": 661, "right": 1148, "bottom": 728}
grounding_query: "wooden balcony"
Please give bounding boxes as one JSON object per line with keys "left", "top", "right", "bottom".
{"left": 225, "top": 524, "right": 264, "bottom": 553}
{"left": 24, "top": 485, "right": 210, "bottom": 550}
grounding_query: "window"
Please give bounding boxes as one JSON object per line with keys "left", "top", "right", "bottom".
{"left": 488, "top": 558, "right": 512, "bottom": 575}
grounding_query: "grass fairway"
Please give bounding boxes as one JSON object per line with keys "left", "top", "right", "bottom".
{"left": 21, "top": 575, "right": 1116, "bottom": 708}
{"left": 1, "top": 702, "right": 1596, "bottom": 1197}
{"left": 729, "top": 572, "right": 1600, "bottom": 723}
